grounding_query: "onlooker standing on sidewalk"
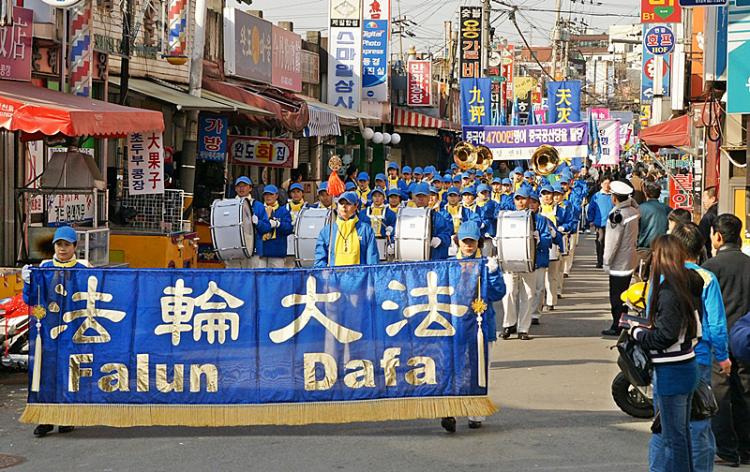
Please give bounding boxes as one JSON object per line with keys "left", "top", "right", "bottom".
{"left": 587, "top": 174, "right": 614, "bottom": 269}
{"left": 698, "top": 187, "right": 719, "bottom": 259}
{"left": 702, "top": 214, "right": 750, "bottom": 467}
{"left": 601, "top": 180, "right": 640, "bottom": 336}
{"left": 636, "top": 182, "right": 670, "bottom": 280}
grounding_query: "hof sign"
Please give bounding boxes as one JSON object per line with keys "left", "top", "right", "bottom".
{"left": 644, "top": 25, "right": 675, "bottom": 56}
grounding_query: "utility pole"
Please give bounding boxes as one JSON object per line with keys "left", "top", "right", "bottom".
{"left": 118, "top": 0, "right": 134, "bottom": 104}
{"left": 482, "top": 0, "right": 491, "bottom": 75}
{"left": 550, "top": 0, "right": 562, "bottom": 80}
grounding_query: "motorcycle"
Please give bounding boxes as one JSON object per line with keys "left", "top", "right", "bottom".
{"left": 611, "top": 371, "right": 653, "bottom": 419}
{"left": 1, "top": 294, "right": 30, "bottom": 370}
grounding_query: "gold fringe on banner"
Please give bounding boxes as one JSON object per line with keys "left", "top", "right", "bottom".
{"left": 20, "top": 396, "right": 497, "bottom": 427}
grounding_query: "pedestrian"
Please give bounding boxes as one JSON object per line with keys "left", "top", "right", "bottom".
{"left": 636, "top": 181, "right": 670, "bottom": 280}
{"left": 630, "top": 168, "right": 646, "bottom": 204}
{"left": 698, "top": 187, "right": 719, "bottom": 258}
{"left": 630, "top": 235, "right": 703, "bottom": 472}
{"left": 587, "top": 174, "right": 614, "bottom": 268}
{"left": 314, "top": 191, "right": 379, "bottom": 267}
{"left": 668, "top": 208, "right": 692, "bottom": 234}
{"left": 601, "top": 180, "right": 639, "bottom": 336}
{"left": 702, "top": 214, "right": 750, "bottom": 467}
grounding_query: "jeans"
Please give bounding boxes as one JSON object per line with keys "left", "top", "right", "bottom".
{"left": 650, "top": 364, "right": 714, "bottom": 472}
{"left": 649, "top": 373, "right": 695, "bottom": 472}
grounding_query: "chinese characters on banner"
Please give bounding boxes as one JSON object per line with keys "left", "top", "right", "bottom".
{"left": 546, "top": 80, "right": 582, "bottom": 124}
{"left": 0, "top": 7, "right": 33, "bottom": 81}
{"left": 223, "top": 8, "right": 273, "bottom": 83}
{"left": 271, "top": 27, "right": 302, "bottom": 92}
{"left": 362, "top": 19, "right": 389, "bottom": 101}
{"left": 327, "top": 0, "right": 362, "bottom": 111}
{"left": 460, "top": 78, "right": 492, "bottom": 126}
{"left": 127, "top": 132, "right": 164, "bottom": 195}
{"left": 198, "top": 114, "right": 228, "bottom": 162}
{"left": 229, "top": 136, "right": 297, "bottom": 168}
{"left": 641, "top": 0, "right": 682, "bottom": 23}
{"left": 407, "top": 60, "right": 431, "bottom": 106}
{"left": 459, "top": 6, "right": 482, "bottom": 78}
{"left": 596, "top": 120, "right": 621, "bottom": 166}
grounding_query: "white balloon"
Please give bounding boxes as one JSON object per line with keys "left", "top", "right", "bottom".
{"left": 391, "top": 133, "right": 401, "bottom": 145}
{"left": 362, "top": 127, "right": 375, "bottom": 140}
{"left": 372, "top": 132, "right": 384, "bottom": 144}
{"left": 382, "top": 133, "right": 392, "bottom": 144}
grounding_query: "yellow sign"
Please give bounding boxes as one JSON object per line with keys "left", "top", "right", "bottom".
{"left": 513, "top": 77, "right": 536, "bottom": 100}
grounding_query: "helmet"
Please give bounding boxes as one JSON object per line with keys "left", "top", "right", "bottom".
{"left": 621, "top": 282, "right": 648, "bottom": 312}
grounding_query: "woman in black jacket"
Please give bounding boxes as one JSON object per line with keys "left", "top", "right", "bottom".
{"left": 630, "top": 234, "right": 703, "bottom": 472}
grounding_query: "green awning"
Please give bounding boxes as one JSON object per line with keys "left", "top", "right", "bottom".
{"left": 109, "top": 77, "right": 232, "bottom": 112}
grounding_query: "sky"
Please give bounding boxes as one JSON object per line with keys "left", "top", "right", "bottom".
{"left": 250, "top": 0, "right": 642, "bottom": 54}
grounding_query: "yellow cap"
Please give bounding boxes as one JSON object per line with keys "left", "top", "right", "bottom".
{"left": 621, "top": 281, "right": 648, "bottom": 311}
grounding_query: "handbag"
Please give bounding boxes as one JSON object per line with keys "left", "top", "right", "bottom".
{"left": 616, "top": 331, "right": 653, "bottom": 387}
{"left": 691, "top": 380, "right": 719, "bottom": 420}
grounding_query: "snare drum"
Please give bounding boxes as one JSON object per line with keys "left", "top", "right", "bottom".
{"left": 294, "top": 207, "right": 331, "bottom": 267}
{"left": 395, "top": 207, "right": 432, "bottom": 262}
{"left": 494, "top": 210, "right": 536, "bottom": 273}
{"left": 210, "top": 198, "right": 255, "bottom": 261}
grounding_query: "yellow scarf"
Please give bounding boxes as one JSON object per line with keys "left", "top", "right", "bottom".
{"left": 463, "top": 202, "right": 477, "bottom": 213}
{"left": 52, "top": 257, "right": 79, "bottom": 268}
{"left": 389, "top": 204, "right": 401, "bottom": 212}
{"left": 263, "top": 202, "right": 280, "bottom": 241}
{"left": 446, "top": 204, "right": 463, "bottom": 233}
{"left": 357, "top": 187, "right": 370, "bottom": 204}
{"left": 456, "top": 248, "right": 481, "bottom": 259}
{"left": 388, "top": 177, "right": 399, "bottom": 188}
{"left": 406, "top": 201, "right": 417, "bottom": 208}
{"left": 334, "top": 217, "right": 361, "bottom": 266}
{"left": 369, "top": 205, "right": 385, "bottom": 235}
{"left": 288, "top": 200, "right": 305, "bottom": 223}
{"left": 541, "top": 203, "right": 557, "bottom": 226}
{"left": 477, "top": 198, "right": 488, "bottom": 208}
{"left": 492, "top": 191, "right": 502, "bottom": 203}
{"left": 514, "top": 180, "right": 523, "bottom": 191}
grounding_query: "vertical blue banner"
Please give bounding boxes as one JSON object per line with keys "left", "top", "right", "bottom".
{"left": 727, "top": 1, "right": 750, "bottom": 113}
{"left": 460, "top": 78, "right": 492, "bottom": 126}
{"left": 198, "top": 114, "right": 228, "bottom": 162}
{"left": 546, "top": 80, "right": 581, "bottom": 124}
{"left": 361, "top": 19, "right": 389, "bottom": 102}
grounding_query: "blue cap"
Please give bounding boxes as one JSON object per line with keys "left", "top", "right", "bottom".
{"left": 461, "top": 186, "right": 476, "bottom": 196}
{"left": 524, "top": 171, "right": 535, "bottom": 178}
{"left": 289, "top": 183, "right": 304, "bottom": 192}
{"left": 424, "top": 166, "right": 435, "bottom": 175}
{"left": 339, "top": 192, "right": 360, "bottom": 205}
{"left": 514, "top": 166, "right": 524, "bottom": 174}
{"left": 402, "top": 165, "right": 412, "bottom": 174}
{"left": 515, "top": 186, "right": 530, "bottom": 199}
{"left": 492, "top": 177, "right": 502, "bottom": 184}
{"left": 552, "top": 183, "right": 564, "bottom": 193}
{"left": 443, "top": 174, "right": 452, "bottom": 181}
{"left": 477, "top": 184, "right": 490, "bottom": 194}
{"left": 540, "top": 184, "right": 554, "bottom": 194}
{"left": 451, "top": 163, "right": 458, "bottom": 170}
{"left": 461, "top": 172, "right": 471, "bottom": 179}
{"left": 453, "top": 175, "right": 462, "bottom": 183}
{"left": 370, "top": 187, "right": 385, "bottom": 196}
{"left": 447, "top": 187, "right": 460, "bottom": 196}
{"left": 502, "top": 178, "right": 512, "bottom": 185}
{"left": 375, "top": 173, "right": 386, "bottom": 182}
{"left": 318, "top": 182, "right": 328, "bottom": 193}
{"left": 413, "top": 167, "right": 423, "bottom": 175}
{"left": 429, "top": 185, "right": 440, "bottom": 194}
{"left": 412, "top": 182, "right": 430, "bottom": 196}
{"left": 387, "top": 162, "right": 399, "bottom": 170}
{"left": 457, "top": 221, "right": 482, "bottom": 241}
{"left": 570, "top": 164, "right": 581, "bottom": 173}
{"left": 476, "top": 170, "right": 485, "bottom": 177}
{"left": 235, "top": 176, "right": 252, "bottom": 186}
{"left": 387, "top": 188, "right": 403, "bottom": 199}
{"left": 345, "top": 182, "right": 356, "bottom": 191}
{"left": 468, "top": 169, "right": 476, "bottom": 175}
{"left": 558, "top": 176, "right": 570, "bottom": 184}
{"left": 432, "top": 175, "right": 443, "bottom": 184}
{"left": 529, "top": 190, "right": 540, "bottom": 202}
{"left": 263, "top": 184, "right": 279, "bottom": 195}
{"left": 53, "top": 226, "right": 77, "bottom": 244}
{"left": 357, "top": 172, "right": 370, "bottom": 181}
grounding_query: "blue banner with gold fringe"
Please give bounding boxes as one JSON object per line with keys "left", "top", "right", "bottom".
{"left": 21, "top": 261, "right": 496, "bottom": 427}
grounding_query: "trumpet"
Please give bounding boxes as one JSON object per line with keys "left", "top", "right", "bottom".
{"left": 530, "top": 145, "right": 561, "bottom": 176}
{"left": 453, "top": 141, "right": 493, "bottom": 172}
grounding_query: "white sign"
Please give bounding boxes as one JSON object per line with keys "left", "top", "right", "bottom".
{"left": 597, "top": 119, "right": 621, "bottom": 166}
{"left": 46, "top": 194, "right": 95, "bottom": 225}
{"left": 328, "top": 0, "right": 362, "bottom": 111}
{"left": 127, "top": 131, "right": 165, "bottom": 195}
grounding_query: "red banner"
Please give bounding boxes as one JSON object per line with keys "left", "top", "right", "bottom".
{"left": 669, "top": 173, "right": 693, "bottom": 210}
{"left": 0, "top": 7, "right": 33, "bottom": 82}
{"left": 641, "top": 0, "right": 681, "bottom": 24}
{"left": 229, "top": 136, "right": 297, "bottom": 168}
{"left": 407, "top": 60, "right": 432, "bottom": 107}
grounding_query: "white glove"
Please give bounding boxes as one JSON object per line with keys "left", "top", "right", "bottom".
{"left": 21, "top": 264, "right": 31, "bottom": 284}
{"left": 484, "top": 233, "right": 492, "bottom": 239}
{"left": 430, "top": 237, "right": 442, "bottom": 248}
{"left": 533, "top": 230, "right": 540, "bottom": 243}
{"left": 487, "top": 257, "right": 499, "bottom": 274}
{"left": 270, "top": 219, "right": 280, "bottom": 229}
{"left": 251, "top": 215, "right": 259, "bottom": 225}
{"left": 557, "top": 226, "right": 566, "bottom": 233}
{"left": 385, "top": 226, "right": 394, "bottom": 237}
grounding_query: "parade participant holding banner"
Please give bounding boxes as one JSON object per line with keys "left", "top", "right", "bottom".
{"left": 441, "top": 220, "right": 506, "bottom": 433}
{"left": 315, "top": 192, "right": 379, "bottom": 267}
{"left": 356, "top": 172, "right": 371, "bottom": 205}
{"left": 255, "top": 185, "right": 294, "bottom": 269}
{"left": 22, "top": 225, "right": 87, "bottom": 437}
{"left": 312, "top": 182, "right": 333, "bottom": 209}
{"left": 285, "top": 183, "right": 308, "bottom": 268}
{"left": 410, "top": 182, "right": 453, "bottom": 260}
{"left": 528, "top": 190, "right": 555, "bottom": 327}
{"left": 226, "top": 176, "right": 273, "bottom": 269}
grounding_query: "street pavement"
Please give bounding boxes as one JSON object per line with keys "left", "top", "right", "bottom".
{"left": 0, "top": 234, "right": 651, "bottom": 471}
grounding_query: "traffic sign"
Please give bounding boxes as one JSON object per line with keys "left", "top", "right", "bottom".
{"left": 679, "top": 0, "right": 727, "bottom": 6}
{"left": 644, "top": 25, "right": 676, "bottom": 56}
{"left": 642, "top": 0, "right": 682, "bottom": 23}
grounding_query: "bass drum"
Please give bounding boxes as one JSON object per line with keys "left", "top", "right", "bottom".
{"left": 395, "top": 207, "right": 432, "bottom": 262}
{"left": 495, "top": 210, "right": 536, "bottom": 273}
{"left": 210, "top": 198, "right": 255, "bottom": 261}
{"left": 294, "top": 207, "right": 332, "bottom": 267}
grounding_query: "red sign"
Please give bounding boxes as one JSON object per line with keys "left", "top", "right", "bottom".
{"left": 0, "top": 7, "right": 33, "bottom": 82}
{"left": 669, "top": 173, "right": 693, "bottom": 210}
{"left": 641, "top": 0, "right": 681, "bottom": 23}
{"left": 500, "top": 45, "right": 514, "bottom": 104}
{"left": 229, "top": 136, "right": 297, "bottom": 168}
{"left": 407, "top": 60, "right": 432, "bottom": 107}
{"left": 271, "top": 26, "right": 302, "bottom": 92}
{"left": 643, "top": 56, "right": 668, "bottom": 80}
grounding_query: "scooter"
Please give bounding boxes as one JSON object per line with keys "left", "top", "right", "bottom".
{"left": 611, "top": 370, "right": 653, "bottom": 419}
{"left": 0, "top": 294, "right": 30, "bottom": 370}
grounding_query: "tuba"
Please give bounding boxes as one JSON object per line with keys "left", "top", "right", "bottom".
{"left": 453, "top": 141, "right": 493, "bottom": 172}
{"left": 530, "top": 145, "right": 561, "bottom": 176}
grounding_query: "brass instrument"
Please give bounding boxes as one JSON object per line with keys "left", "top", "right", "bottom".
{"left": 453, "top": 141, "right": 493, "bottom": 172}
{"left": 530, "top": 145, "right": 561, "bottom": 176}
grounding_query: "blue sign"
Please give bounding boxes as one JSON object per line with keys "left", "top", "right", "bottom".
{"left": 641, "top": 45, "right": 672, "bottom": 105}
{"left": 727, "top": 1, "right": 750, "bottom": 113}
{"left": 21, "top": 261, "right": 496, "bottom": 426}
{"left": 546, "top": 80, "right": 581, "bottom": 124}
{"left": 361, "top": 20, "right": 389, "bottom": 102}
{"left": 197, "top": 114, "right": 228, "bottom": 162}
{"left": 644, "top": 25, "right": 676, "bottom": 56}
{"left": 460, "top": 78, "right": 492, "bottom": 126}
{"left": 680, "top": 0, "right": 727, "bottom": 6}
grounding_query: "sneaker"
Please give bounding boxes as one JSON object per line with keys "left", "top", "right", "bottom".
{"left": 33, "top": 424, "right": 54, "bottom": 437}
{"left": 468, "top": 420, "right": 482, "bottom": 429}
{"left": 441, "top": 417, "right": 457, "bottom": 433}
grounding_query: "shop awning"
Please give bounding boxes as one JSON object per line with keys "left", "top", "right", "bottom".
{"left": 199, "top": 90, "right": 274, "bottom": 116}
{"left": 296, "top": 95, "right": 380, "bottom": 129}
{"left": 110, "top": 77, "right": 233, "bottom": 112}
{"left": 639, "top": 114, "right": 691, "bottom": 148}
{"left": 0, "top": 80, "right": 164, "bottom": 137}
{"left": 392, "top": 107, "right": 459, "bottom": 131}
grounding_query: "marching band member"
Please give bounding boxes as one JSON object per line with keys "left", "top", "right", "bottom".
{"left": 423, "top": 165, "right": 436, "bottom": 182}
{"left": 440, "top": 187, "right": 476, "bottom": 235}
{"left": 401, "top": 165, "right": 413, "bottom": 189}
{"left": 363, "top": 187, "right": 396, "bottom": 260}
{"left": 345, "top": 181, "right": 357, "bottom": 192}
{"left": 315, "top": 191, "right": 379, "bottom": 267}
{"left": 227, "top": 176, "right": 272, "bottom": 269}
{"left": 523, "top": 170, "right": 537, "bottom": 190}
{"left": 356, "top": 172, "right": 371, "bottom": 205}
{"left": 386, "top": 162, "right": 401, "bottom": 190}
{"left": 528, "top": 190, "right": 555, "bottom": 327}
{"left": 539, "top": 184, "right": 566, "bottom": 312}
{"left": 410, "top": 182, "right": 453, "bottom": 260}
{"left": 286, "top": 183, "right": 307, "bottom": 221}
{"left": 254, "top": 185, "right": 293, "bottom": 269}
{"left": 452, "top": 174, "right": 462, "bottom": 191}
{"left": 429, "top": 185, "right": 443, "bottom": 211}
{"left": 491, "top": 177, "right": 503, "bottom": 204}
{"left": 373, "top": 173, "right": 388, "bottom": 193}
{"left": 412, "top": 167, "right": 424, "bottom": 183}
{"left": 440, "top": 220, "right": 506, "bottom": 433}
{"left": 461, "top": 186, "right": 480, "bottom": 219}
{"left": 500, "top": 178, "right": 516, "bottom": 210}
{"left": 557, "top": 177, "right": 582, "bottom": 278}
{"left": 512, "top": 166, "right": 525, "bottom": 191}
{"left": 312, "top": 182, "right": 334, "bottom": 209}
{"left": 461, "top": 172, "right": 473, "bottom": 190}
{"left": 387, "top": 188, "right": 404, "bottom": 212}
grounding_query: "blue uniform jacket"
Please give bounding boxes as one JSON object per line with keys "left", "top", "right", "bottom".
{"left": 359, "top": 205, "right": 397, "bottom": 239}
{"left": 438, "top": 205, "right": 480, "bottom": 235}
{"left": 449, "top": 255, "right": 506, "bottom": 342}
{"left": 687, "top": 262, "right": 730, "bottom": 366}
{"left": 586, "top": 191, "right": 614, "bottom": 228}
{"left": 430, "top": 211, "right": 454, "bottom": 260}
{"left": 534, "top": 212, "right": 553, "bottom": 269}
{"left": 249, "top": 199, "right": 273, "bottom": 255}
{"left": 555, "top": 204, "right": 577, "bottom": 233}
{"left": 257, "top": 204, "right": 294, "bottom": 258}
{"left": 500, "top": 193, "right": 515, "bottom": 211}
{"left": 314, "top": 218, "right": 380, "bottom": 267}
{"left": 23, "top": 258, "right": 89, "bottom": 305}
{"left": 478, "top": 201, "right": 499, "bottom": 237}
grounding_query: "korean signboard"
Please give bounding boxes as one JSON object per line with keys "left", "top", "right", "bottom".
{"left": 45, "top": 147, "right": 96, "bottom": 224}
{"left": 546, "top": 80, "right": 582, "bottom": 124}
{"left": 727, "top": 1, "right": 750, "bottom": 114}
{"left": 272, "top": 26, "right": 302, "bottom": 92}
{"left": 0, "top": 7, "right": 33, "bottom": 81}
{"left": 644, "top": 25, "right": 676, "bottom": 55}
{"left": 596, "top": 119, "right": 621, "bottom": 166}
{"left": 300, "top": 50, "right": 320, "bottom": 85}
{"left": 459, "top": 6, "right": 482, "bottom": 79}
{"left": 223, "top": 8, "right": 273, "bottom": 84}
{"left": 362, "top": 20, "right": 389, "bottom": 102}
{"left": 127, "top": 131, "right": 165, "bottom": 195}
{"left": 229, "top": 136, "right": 297, "bottom": 169}
{"left": 513, "top": 77, "right": 537, "bottom": 100}
{"left": 679, "top": 0, "right": 727, "bottom": 7}
{"left": 198, "top": 114, "right": 228, "bottom": 162}
{"left": 327, "top": 0, "right": 363, "bottom": 111}
{"left": 407, "top": 60, "right": 431, "bottom": 106}
{"left": 641, "top": 0, "right": 682, "bottom": 23}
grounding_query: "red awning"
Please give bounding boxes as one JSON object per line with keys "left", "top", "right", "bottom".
{"left": 392, "top": 107, "right": 459, "bottom": 130}
{"left": 639, "top": 114, "right": 690, "bottom": 148}
{"left": 0, "top": 80, "right": 164, "bottom": 137}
